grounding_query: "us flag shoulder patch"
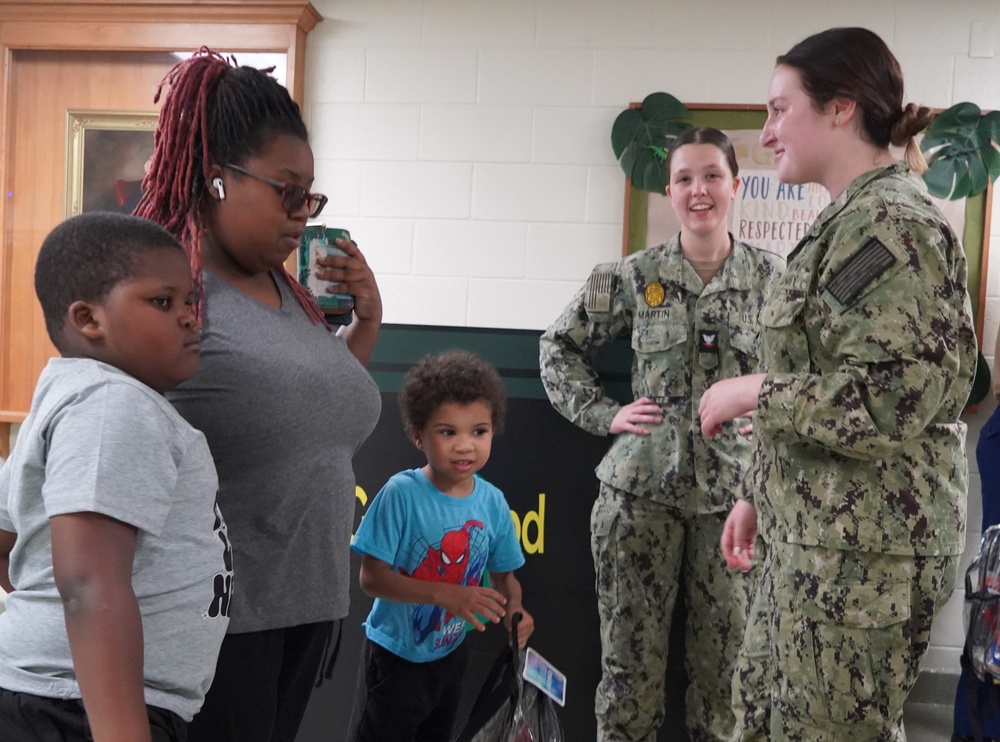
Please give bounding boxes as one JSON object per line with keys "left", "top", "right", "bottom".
{"left": 585, "top": 269, "right": 614, "bottom": 313}
{"left": 824, "top": 237, "right": 897, "bottom": 305}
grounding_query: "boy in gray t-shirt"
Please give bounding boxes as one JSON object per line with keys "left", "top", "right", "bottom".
{"left": 0, "top": 212, "right": 232, "bottom": 742}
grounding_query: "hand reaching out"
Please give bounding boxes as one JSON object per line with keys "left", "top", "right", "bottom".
{"left": 438, "top": 584, "right": 507, "bottom": 632}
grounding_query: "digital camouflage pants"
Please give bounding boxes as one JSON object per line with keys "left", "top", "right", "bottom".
{"left": 591, "top": 483, "right": 754, "bottom": 742}
{"left": 732, "top": 538, "right": 957, "bottom": 742}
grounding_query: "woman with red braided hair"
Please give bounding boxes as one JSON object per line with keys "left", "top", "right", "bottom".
{"left": 134, "top": 49, "right": 383, "bottom": 742}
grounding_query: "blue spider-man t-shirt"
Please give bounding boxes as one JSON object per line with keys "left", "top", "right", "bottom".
{"left": 351, "top": 468, "right": 525, "bottom": 663}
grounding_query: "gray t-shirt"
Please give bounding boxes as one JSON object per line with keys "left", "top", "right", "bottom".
{"left": 168, "top": 270, "right": 381, "bottom": 632}
{"left": 0, "top": 358, "right": 231, "bottom": 721}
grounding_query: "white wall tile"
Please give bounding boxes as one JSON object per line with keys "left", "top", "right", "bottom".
{"left": 705, "top": 51, "right": 783, "bottom": 104}
{"left": 895, "top": 8, "right": 991, "bottom": 55}
{"left": 982, "top": 261, "right": 997, "bottom": 312}
{"left": 954, "top": 56, "right": 1000, "bottom": 110}
{"left": 315, "top": 159, "right": 362, "bottom": 218}
{"left": 341, "top": 217, "right": 415, "bottom": 276}
{"left": 422, "top": 0, "right": 537, "bottom": 47}
{"left": 769, "top": 1, "right": 895, "bottom": 53}
{"left": 472, "top": 164, "right": 588, "bottom": 222}
{"left": 532, "top": 106, "right": 620, "bottom": 166}
{"left": 586, "top": 165, "right": 628, "bottom": 225}
{"left": 309, "top": 0, "right": 424, "bottom": 48}
{"left": 536, "top": 0, "right": 656, "bottom": 49}
{"left": 987, "top": 238, "right": 1000, "bottom": 296}
{"left": 989, "top": 236, "right": 1000, "bottom": 299}
{"left": 652, "top": 1, "right": 774, "bottom": 51}
{"left": 525, "top": 223, "right": 623, "bottom": 281}
{"left": 365, "top": 48, "right": 478, "bottom": 104}
{"left": 304, "top": 46, "right": 366, "bottom": 104}
{"left": 896, "top": 53, "right": 955, "bottom": 109}
{"left": 479, "top": 48, "right": 595, "bottom": 105}
{"left": 378, "top": 274, "right": 470, "bottom": 326}
{"left": 361, "top": 162, "right": 472, "bottom": 219}
{"left": 984, "top": 296, "right": 1000, "bottom": 358}
{"left": 466, "top": 279, "right": 581, "bottom": 329}
{"left": 970, "top": 19, "right": 998, "bottom": 59}
{"left": 311, "top": 103, "right": 420, "bottom": 161}
{"left": 593, "top": 49, "right": 709, "bottom": 108}
{"left": 968, "top": 479, "right": 983, "bottom": 545}
{"left": 927, "top": 590, "right": 967, "bottom": 657}
{"left": 413, "top": 220, "right": 527, "bottom": 277}
{"left": 419, "top": 105, "right": 533, "bottom": 163}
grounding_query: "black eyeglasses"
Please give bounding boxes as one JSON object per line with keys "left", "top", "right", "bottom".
{"left": 224, "top": 164, "right": 328, "bottom": 218}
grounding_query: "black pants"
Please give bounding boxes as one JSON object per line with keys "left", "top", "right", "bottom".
{"left": 346, "top": 636, "right": 469, "bottom": 742}
{"left": 188, "top": 621, "right": 336, "bottom": 742}
{"left": 0, "top": 687, "right": 186, "bottom": 741}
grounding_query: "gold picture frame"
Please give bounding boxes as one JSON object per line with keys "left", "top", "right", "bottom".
{"left": 65, "top": 110, "right": 158, "bottom": 218}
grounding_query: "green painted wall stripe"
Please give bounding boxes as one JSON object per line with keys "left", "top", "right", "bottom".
{"left": 370, "top": 324, "right": 632, "bottom": 400}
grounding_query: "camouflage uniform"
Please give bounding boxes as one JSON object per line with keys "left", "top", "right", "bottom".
{"left": 539, "top": 236, "right": 784, "bottom": 742}
{"left": 734, "top": 163, "right": 976, "bottom": 741}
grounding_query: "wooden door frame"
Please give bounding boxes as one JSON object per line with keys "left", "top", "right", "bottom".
{"left": 0, "top": 1, "right": 321, "bottom": 451}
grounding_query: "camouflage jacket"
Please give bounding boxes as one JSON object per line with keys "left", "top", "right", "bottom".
{"left": 540, "top": 235, "right": 784, "bottom": 511}
{"left": 747, "top": 163, "right": 976, "bottom": 555}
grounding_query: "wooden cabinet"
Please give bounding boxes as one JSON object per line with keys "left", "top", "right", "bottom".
{"left": 0, "top": 1, "right": 320, "bottom": 455}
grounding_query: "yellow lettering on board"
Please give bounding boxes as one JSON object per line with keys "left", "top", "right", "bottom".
{"left": 352, "top": 485, "right": 369, "bottom": 541}
{"left": 510, "top": 493, "right": 546, "bottom": 554}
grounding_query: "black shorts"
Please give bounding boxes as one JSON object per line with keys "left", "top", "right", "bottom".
{"left": 0, "top": 687, "right": 186, "bottom": 741}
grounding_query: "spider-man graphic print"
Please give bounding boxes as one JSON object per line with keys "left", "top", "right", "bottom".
{"left": 400, "top": 519, "right": 488, "bottom": 648}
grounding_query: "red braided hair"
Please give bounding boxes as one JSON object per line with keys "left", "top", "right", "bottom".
{"left": 134, "top": 47, "right": 330, "bottom": 329}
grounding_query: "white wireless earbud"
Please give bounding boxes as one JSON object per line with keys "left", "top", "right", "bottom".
{"left": 212, "top": 177, "right": 226, "bottom": 200}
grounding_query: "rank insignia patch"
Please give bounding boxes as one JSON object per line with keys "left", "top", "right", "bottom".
{"left": 644, "top": 281, "right": 665, "bottom": 307}
{"left": 700, "top": 331, "right": 718, "bottom": 352}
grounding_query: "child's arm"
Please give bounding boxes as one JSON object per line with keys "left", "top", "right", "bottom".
{"left": 359, "top": 553, "right": 507, "bottom": 631}
{"left": 51, "top": 512, "right": 151, "bottom": 742}
{"left": 0, "top": 528, "right": 16, "bottom": 594}
{"left": 489, "top": 571, "right": 534, "bottom": 648}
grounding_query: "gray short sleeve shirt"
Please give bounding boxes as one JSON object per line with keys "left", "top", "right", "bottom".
{"left": 0, "top": 358, "right": 231, "bottom": 720}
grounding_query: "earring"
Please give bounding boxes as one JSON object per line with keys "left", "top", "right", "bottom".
{"left": 212, "top": 177, "right": 226, "bottom": 200}
{"left": 834, "top": 117, "right": 841, "bottom": 126}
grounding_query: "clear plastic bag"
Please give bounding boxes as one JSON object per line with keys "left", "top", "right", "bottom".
{"left": 461, "top": 672, "right": 563, "bottom": 742}
{"left": 964, "top": 525, "right": 1000, "bottom": 681}
{"left": 506, "top": 674, "right": 563, "bottom": 742}
{"left": 452, "top": 616, "right": 564, "bottom": 742}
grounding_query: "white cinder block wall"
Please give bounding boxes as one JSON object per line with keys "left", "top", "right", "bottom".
{"left": 303, "top": 0, "right": 1000, "bottom": 676}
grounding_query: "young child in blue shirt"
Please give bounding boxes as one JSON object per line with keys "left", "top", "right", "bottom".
{"left": 347, "top": 349, "right": 534, "bottom": 742}
{"left": 0, "top": 212, "right": 232, "bottom": 742}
